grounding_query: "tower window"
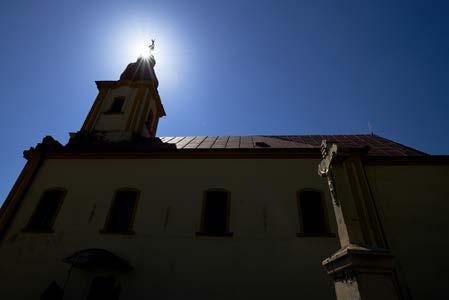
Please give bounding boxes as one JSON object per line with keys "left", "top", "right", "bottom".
{"left": 108, "top": 96, "right": 126, "bottom": 113}
{"left": 24, "top": 188, "right": 66, "bottom": 232}
{"left": 197, "top": 190, "right": 232, "bottom": 236}
{"left": 297, "top": 190, "right": 328, "bottom": 235}
{"left": 103, "top": 190, "right": 139, "bottom": 234}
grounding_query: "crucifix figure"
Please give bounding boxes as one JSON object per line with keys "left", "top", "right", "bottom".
{"left": 149, "top": 39, "right": 155, "bottom": 52}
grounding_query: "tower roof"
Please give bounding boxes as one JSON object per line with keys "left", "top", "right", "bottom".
{"left": 119, "top": 56, "right": 159, "bottom": 87}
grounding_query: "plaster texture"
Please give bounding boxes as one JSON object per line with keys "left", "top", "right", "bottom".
{"left": 365, "top": 164, "right": 449, "bottom": 299}
{"left": 0, "top": 158, "right": 339, "bottom": 299}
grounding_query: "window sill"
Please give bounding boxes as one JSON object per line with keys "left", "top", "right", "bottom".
{"left": 21, "top": 228, "right": 54, "bottom": 233}
{"left": 99, "top": 229, "right": 135, "bottom": 235}
{"left": 296, "top": 232, "right": 336, "bottom": 238}
{"left": 195, "top": 232, "right": 234, "bottom": 237}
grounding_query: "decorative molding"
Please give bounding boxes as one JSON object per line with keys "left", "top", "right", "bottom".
{"left": 44, "top": 150, "right": 322, "bottom": 159}
{"left": 23, "top": 136, "right": 63, "bottom": 160}
{"left": 0, "top": 151, "right": 44, "bottom": 240}
{"left": 96, "top": 80, "right": 154, "bottom": 90}
{"left": 322, "top": 244, "right": 394, "bottom": 281}
{"left": 81, "top": 89, "right": 108, "bottom": 131}
{"left": 334, "top": 269, "right": 357, "bottom": 283}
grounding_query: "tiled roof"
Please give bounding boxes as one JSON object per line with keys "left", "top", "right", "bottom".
{"left": 157, "top": 135, "right": 426, "bottom": 156}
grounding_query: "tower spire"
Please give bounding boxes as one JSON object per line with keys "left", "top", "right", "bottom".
{"left": 119, "top": 39, "right": 158, "bottom": 86}
{"left": 77, "top": 39, "right": 165, "bottom": 142}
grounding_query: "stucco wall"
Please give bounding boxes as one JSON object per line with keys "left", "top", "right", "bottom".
{"left": 0, "top": 158, "right": 338, "bottom": 300}
{"left": 94, "top": 86, "right": 139, "bottom": 131}
{"left": 366, "top": 164, "right": 449, "bottom": 299}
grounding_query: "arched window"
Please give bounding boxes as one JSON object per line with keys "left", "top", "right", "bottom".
{"left": 297, "top": 190, "right": 329, "bottom": 235}
{"left": 103, "top": 189, "right": 139, "bottom": 234}
{"left": 24, "top": 188, "right": 66, "bottom": 232}
{"left": 197, "top": 189, "right": 232, "bottom": 236}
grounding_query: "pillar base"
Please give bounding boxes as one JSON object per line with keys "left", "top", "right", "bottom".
{"left": 323, "top": 244, "right": 403, "bottom": 300}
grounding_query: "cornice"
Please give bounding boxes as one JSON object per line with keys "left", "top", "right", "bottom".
{"left": 95, "top": 80, "right": 154, "bottom": 90}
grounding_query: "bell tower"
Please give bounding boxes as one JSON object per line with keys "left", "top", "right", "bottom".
{"left": 79, "top": 46, "right": 165, "bottom": 142}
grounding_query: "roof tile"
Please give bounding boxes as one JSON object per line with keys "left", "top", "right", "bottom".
{"left": 143, "top": 135, "right": 425, "bottom": 156}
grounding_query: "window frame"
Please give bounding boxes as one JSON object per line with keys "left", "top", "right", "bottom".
{"left": 196, "top": 188, "right": 233, "bottom": 237}
{"left": 296, "top": 189, "right": 335, "bottom": 237}
{"left": 101, "top": 188, "right": 140, "bottom": 235}
{"left": 23, "top": 187, "right": 67, "bottom": 233}
{"left": 105, "top": 96, "right": 126, "bottom": 114}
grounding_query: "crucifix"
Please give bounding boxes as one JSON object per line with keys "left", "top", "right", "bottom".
{"left": 149, "top": 39, "right": 155, "bottom": 53}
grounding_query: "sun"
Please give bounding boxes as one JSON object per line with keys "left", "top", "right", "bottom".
{"left": 112, "top": 26, "right": 183, "bottom": 88}
{"left": 121, "top": 31, "right": 155, "bottom": 61}
{"left": 131, "top": 39, "right": 153, "bottom": 59}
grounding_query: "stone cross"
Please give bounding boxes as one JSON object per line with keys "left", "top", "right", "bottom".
{"left": 149, "top": 39, "right": 155, "bottom": 52}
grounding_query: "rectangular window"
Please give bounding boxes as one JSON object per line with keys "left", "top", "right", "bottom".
{"left": 198, "top": 190, "right": 232, "bottom": 236}
{"left": 298, "top": 190, "right": 327, "bottom": 234}
{"left": 25, "top": 189, "right": 65, "bottom": 232}
{"left": 108, "top": 97, "right": 125, "bottom": 113}
{"left": 103, "top": 190, "right": 138, "bottom": 234}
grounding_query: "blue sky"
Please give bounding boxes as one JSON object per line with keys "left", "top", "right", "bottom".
{"left": 1, "top": 0, "right": 448, "bottom": 203}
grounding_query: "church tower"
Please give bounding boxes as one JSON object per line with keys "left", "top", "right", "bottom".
{"left": 78, "top": 50, "right": 165, "bottom": 142}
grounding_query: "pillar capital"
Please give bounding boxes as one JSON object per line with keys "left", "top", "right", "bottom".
{"left": 322, "top": 244, "right": 403, "bottom": 300}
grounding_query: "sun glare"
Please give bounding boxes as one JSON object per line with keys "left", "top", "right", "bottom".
{"left": 130, "top": 39, "right": 152, "bottom": 59}
{"left": 110, "top": 23, "right": 184, "bottom": 89}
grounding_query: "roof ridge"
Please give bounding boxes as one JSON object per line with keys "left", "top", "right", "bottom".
{"left": 157, "top": 134, "right": 382, "bottom": 138}
{"left": 370, "top": 134, "right": 429, "bottom": 156}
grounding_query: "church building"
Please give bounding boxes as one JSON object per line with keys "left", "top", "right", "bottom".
{"left": 0, "top": 51, "right": 448, "bottom": 300}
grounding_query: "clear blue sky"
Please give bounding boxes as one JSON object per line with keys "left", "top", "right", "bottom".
{"left": 1, "top": 0, "right": 448, "bottom": 203}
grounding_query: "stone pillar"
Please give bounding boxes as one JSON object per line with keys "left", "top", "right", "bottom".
{"left": 318, "top": 141, "right": 404, "bottom": 300}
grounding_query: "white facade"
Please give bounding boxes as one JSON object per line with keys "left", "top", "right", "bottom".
{"left": 1, "top": 55, "right": 448, "bottom": 300}
{"left": 0, "top": 158, "right": 339, "bottom": 299}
